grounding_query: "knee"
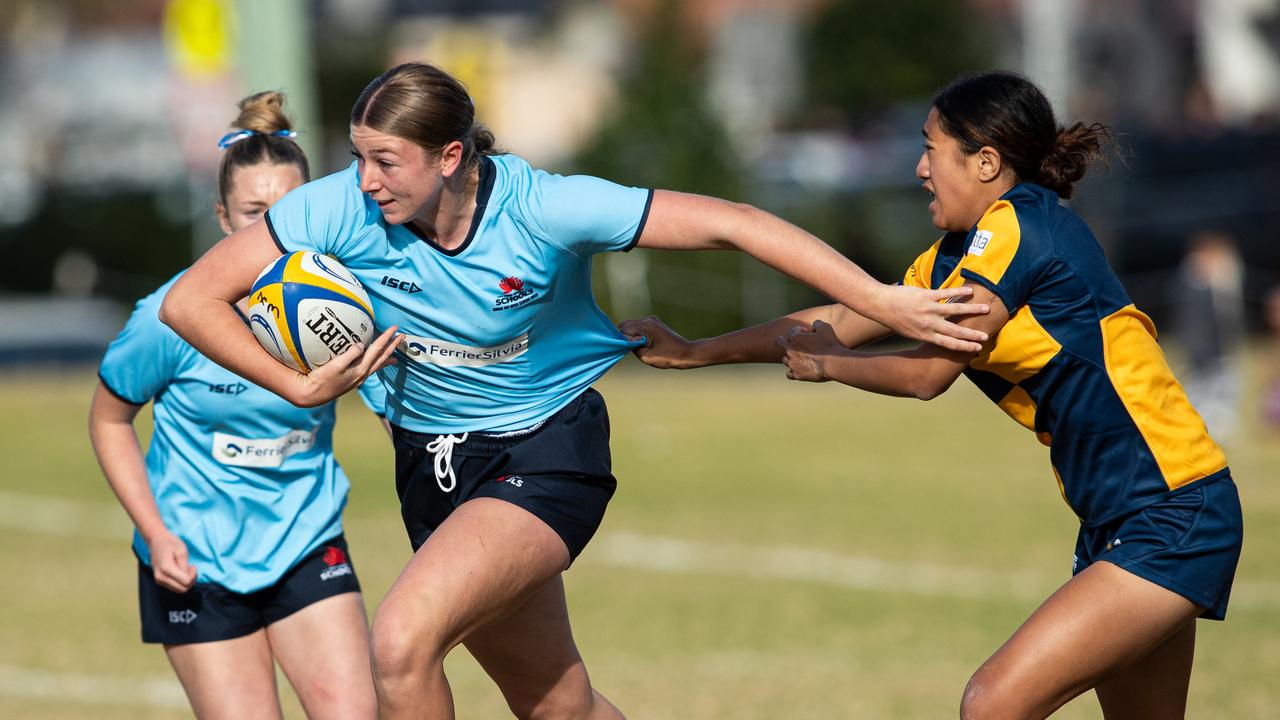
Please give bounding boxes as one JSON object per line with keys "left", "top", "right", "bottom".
{"left": 369, "top": 606, "right": 447, "bottom": 685}
{"left": 960, "top": 668, "right": 1018, "bottom": 720}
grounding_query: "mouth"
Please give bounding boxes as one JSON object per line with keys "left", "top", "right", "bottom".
{"left": 374, "top": 198, "right": 394, "bottom": 209}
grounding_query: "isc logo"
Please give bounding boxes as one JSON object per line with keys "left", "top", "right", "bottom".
{"left": 381, "top": 276, "right": 422, "bottom": 293}
{"left": 209, "top": 382, "right": 247, "bottom": 395}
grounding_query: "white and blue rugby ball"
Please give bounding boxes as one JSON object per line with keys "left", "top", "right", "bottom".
{"left": 247, "top": 251, "right": 375, "bottom": 373}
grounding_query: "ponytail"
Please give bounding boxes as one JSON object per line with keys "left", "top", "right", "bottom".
{"left": 1036, "top": 122, "right": 1111, "bottom": 199}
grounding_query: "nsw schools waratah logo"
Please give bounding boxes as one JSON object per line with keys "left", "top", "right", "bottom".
{"left": 319, "top": 545, "right": 353, "bottom": 581}
{"left": 323, "top": 546, "right": 347, "bottom": 566}
{"left": 492, "top": 274, "right": 539, "bottom": 312}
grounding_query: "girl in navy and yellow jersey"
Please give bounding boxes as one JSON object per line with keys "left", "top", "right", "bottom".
{"left": 623, "top": 71, "right": 1242, "bottom": 719}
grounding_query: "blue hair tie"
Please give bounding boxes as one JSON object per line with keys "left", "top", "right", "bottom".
{"left": 217, "top": 129, "right": 299, "bottom": 149}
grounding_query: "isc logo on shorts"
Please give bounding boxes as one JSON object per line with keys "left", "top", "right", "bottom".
{"left": 168, "top": 609, "right": 198, "bottom": 624}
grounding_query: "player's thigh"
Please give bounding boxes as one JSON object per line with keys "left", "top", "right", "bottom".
{"left": 463, "top": 575, "right": 592, "bottom": 710}
{"left": 266, "top": 592, "right": 375, "bottom": 720}
{"left": 964, "top": 561, "right": 1200, "bottom": 719}
{"left": 1094, "top": 620, "right": 1196, "bottom": 720}
{"left": 165, "top": 630, "right": 282, "bottom": 720}
{"left": 373, "top": 497, "right": 571, "bottom": 656}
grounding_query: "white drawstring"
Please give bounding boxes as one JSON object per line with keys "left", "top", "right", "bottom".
{"left": 425, "top": 433, "right": 468, "bottom": 492}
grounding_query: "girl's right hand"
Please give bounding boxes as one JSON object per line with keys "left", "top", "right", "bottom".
{"left": 147, "top": 530, "right": 197, "bottom": 593}
{"left": 295, "top": 326, "right": 401, "bottom": 407}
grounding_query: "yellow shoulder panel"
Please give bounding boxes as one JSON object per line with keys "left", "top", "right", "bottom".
{"left": 962, "top": 200, "right": 1022, "bottom": 285}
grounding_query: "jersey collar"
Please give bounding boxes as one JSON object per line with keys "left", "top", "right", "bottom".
{"left": 403, "top": 155, "right": 496, "bottom": 257}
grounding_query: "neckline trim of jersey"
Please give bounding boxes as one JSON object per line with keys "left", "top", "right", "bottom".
{"left": 402, "top": 155, "right": 496, "bottom": 257}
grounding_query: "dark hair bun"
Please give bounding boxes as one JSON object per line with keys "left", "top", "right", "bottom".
{"left": 1037, "top": 122, "right": 1108, "bottom": 199}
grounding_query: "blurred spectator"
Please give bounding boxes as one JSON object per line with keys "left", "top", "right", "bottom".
{"left": 1173, "top": 230, "right": 1246, "bottom": 441}
{"left": 1264, "top": 286, "right": 1280, "bottom": 429}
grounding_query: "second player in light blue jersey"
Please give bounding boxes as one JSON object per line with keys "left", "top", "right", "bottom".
{"left": 160, "top": 63, "right": 991, "bottom": 719}
{"left": 89, "top": 92, "right": 382, "bottom": 720}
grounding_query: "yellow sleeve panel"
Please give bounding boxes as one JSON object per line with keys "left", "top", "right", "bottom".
{"left": 971, "top": 306, "right": 1063, "bottom": 385}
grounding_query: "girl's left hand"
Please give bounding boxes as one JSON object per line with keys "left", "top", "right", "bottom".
{"left": 775, "top": 320, "right": 844, "bottom": 382}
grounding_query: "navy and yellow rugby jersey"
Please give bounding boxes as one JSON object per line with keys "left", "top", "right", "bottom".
{"left": 903, "top": 183, "right": 1228, "bottom": 526}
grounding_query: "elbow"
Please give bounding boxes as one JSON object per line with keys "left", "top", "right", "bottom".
{"left": 157, "top": 294, "right": 176, "bottom": 328}
{"left": 910, "top": 373, "right": 957, "bottom": 401}
{"left": 716, "top": 200, "right": 765, "bottom": 251}
{"left": 157, "top": 291, "right": 187, "bottom": 336}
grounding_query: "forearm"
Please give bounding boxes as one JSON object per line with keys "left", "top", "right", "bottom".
{"left": 688, "top": 305, "right": 889, "bottom": 367}
{"left": 820, "top": 345, "right": 966, "bottom": 400}
{"left": 161, "top": 282, "right": 307, "bottom": 405}
{"left": 88, "top": 418, "right": 172, "bottom": 543}
{"left": 719, "top": 205, "right": 893, "bottom": 321}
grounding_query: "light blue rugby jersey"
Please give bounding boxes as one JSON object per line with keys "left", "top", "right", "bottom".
{"left": 265, "top": 153, "right": 652, "bottom": 434}
{"left": 98, "top": 273, "right": 386, "bottom": 594}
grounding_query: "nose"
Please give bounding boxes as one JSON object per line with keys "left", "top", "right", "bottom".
{"left": 915, "top": 152, "right": 929, "bottom": 180}
{"left": 358, "top": 167, "right": 380, "bottom": 194}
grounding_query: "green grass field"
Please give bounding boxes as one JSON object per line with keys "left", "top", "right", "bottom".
{"left": 2, "top": 361, "right": 1277, "bottom": 718}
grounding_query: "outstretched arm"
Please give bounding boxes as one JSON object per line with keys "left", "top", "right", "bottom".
{"left": 777, "top": 282, "right": 1011, "bottom": 399}
{"left": 619, "top": 303, "right": 890, "bottom": 369}
{"left": 636, "top": 190, "right": 989, "bottom": 353}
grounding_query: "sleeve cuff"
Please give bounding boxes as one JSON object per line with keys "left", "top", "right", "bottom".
{"left": 97, "top": 372, "right": 147, "bottom": 406}
{"left": 264, "top": 210, "right": 289, "bottom": 254}
{"left": 958, "top": 269, "right": 1017, "bottom": 313}
{"left": 622, "top": 189, "right": 655, "bottom": 253}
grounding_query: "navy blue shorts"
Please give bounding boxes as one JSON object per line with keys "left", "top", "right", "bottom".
{"left": 138, "top": 535, "right": 361, "bottom": 644}
{"left": 392, "top": 388, "right": 617, "bottom": 562}
{"left": 1073, "top": 476, "right": 1243, "bottom": 620}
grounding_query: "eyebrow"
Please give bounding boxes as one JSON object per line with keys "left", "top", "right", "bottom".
{"left": 350, "top": 144, "right": 399, "bottom": 156}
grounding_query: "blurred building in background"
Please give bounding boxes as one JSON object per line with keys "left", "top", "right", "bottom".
{"left": 1, "top": 0, "right": 1278, "bottom": 363}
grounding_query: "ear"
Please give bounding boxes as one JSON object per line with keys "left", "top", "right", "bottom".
{"left": 976, "top": 145, "right": 1005, "bottom": 183}
{"left": 215, "top": 202, "right": 233, "bottom": 235}
{"left": 438, "top": 140, "right": 465, "bottom": 178}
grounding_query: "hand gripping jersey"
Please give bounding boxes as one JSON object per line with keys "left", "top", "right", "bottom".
{"left": 265, "top": 154, "right": 652, "bottom": 434}
{"left": 98, "top": 274, "right": 386, "bottom": 593}
{"left": 903, "top": 183, "right": 1229, "bottom": 526}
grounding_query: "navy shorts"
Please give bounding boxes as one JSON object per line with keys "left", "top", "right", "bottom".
{"left": 1073, "top": 476, "right": 1243, "bottom": 620}
{"left": 392, "top": 388, "right": 617, "bottom": 562}
{"left": 138, "top": 535, "right": 362, "bottom": 644}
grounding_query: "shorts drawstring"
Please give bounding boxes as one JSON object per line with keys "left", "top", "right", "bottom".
{"left": 424, "top": 433, "right": 468, "bottom": 492}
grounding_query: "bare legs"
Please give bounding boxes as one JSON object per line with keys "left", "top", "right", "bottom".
{"left": 165, "top": 592, "right": 374, "bottom": 719}
{"left": 370, "top": 498, "right": 622, "bottom": 720}
{"left": 959, "top": 561, "right": 1201, "bottom": 720}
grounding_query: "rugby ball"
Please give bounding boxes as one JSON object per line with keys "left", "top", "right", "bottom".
{"left": 247, "top": 251, "right": 375, "bottom": 373}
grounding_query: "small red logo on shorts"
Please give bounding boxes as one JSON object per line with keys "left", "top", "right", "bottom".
{"left": 499, "top": 276, "right": 524, "bottom": 294}
{"left": 322, "top": 546, "right": 347, "bottom": 566}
